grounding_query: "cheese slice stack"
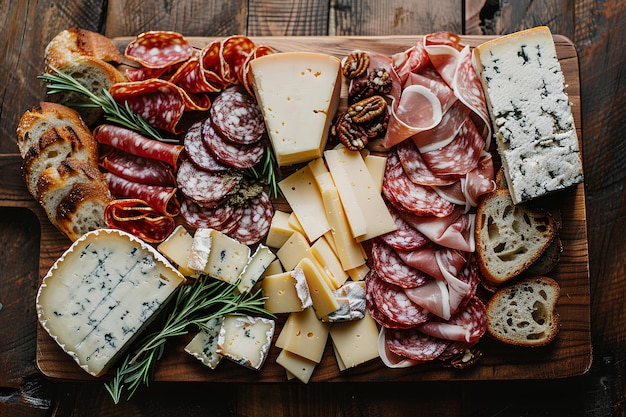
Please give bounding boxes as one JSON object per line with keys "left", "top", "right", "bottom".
{"left": 36, "top": 229, "right": 186, "bottom": 377}
{"left": 248, "top": 51, "right": 342, "bottom": 166}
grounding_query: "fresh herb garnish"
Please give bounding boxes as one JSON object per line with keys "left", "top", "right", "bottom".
{"left": 246, "top": 149, "right": 282, "bottom": 198}
{"left": 38, "top": 67, "right": 174, "bottom": 142}
{"left": 105, "top": 276, "right": 269, "bottom": 403}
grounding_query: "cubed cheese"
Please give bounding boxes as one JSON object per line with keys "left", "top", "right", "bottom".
{"left": 216, "top": 315, "right": 275, "bottom": 370}
{"left": 204, "top": 230, "right": 251, "bottom": 284}
{"left": 261, "top": 268, "right": 312, "bottom": 314}
{"left": 184, "top": 317, "right": 224, "bottom": 369}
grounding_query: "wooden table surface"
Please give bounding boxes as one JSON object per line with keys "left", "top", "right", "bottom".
{"left": 0, "top": 1, "right": 624, "bottom": 416}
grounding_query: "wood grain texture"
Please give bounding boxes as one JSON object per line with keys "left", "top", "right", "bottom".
{"left": 28, "top": 35, "right": 591, "bottom": 384}
{"left": 248, "top": 0, "right": 330, "bottom": 36}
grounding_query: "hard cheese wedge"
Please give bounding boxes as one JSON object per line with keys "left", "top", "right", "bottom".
{"left": 36, "top": 229, "right": 186, "bottom": 377}
{"left": 248, "top": 51, "right": 342, "bottom": 166}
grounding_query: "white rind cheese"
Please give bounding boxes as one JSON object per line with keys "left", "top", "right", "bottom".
{"left": 36, "top": 229, "right": 186, "bottom": 377}
{"left": 217, "top": 315, "right": 275, "bottom": 370}
{"left": 475, "top": 26, "right": 583, "bottom": 204}
{"left": 184, "top": 317, "right": 224, "bottom": 369}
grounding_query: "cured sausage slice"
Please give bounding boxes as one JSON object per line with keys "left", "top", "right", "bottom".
{"left": 210, "top": 85, "right": 265, "bottom": 145}
{"left": 384, "top": 327, "right": 450, "bottom": 361}
{"left": 106, "top": 172, "right": 180, "bottom": 217}
{"left": 176, "top": 159, "right": 240, "bottom": 205}
{"left": 125, "top": 31, "right": 193, "bottom": 68}
{"left": 417, "top": 296, "right": 487, "bottom": 344}
{"left": 100, "top": 149, "right": 176, "bottom": 186}
{"left": 183, "top": 120, "right": 228, "bottom": 172}
{"left": 365, "top": 275, "right": 415, "bottom": 329}
{"left": 203, "top": 120, "right": 264, "bottom": 169}
{"left": 396, "top": 140, "right": 453, "bottom": 186}
{"left": 383, "top": 152, "right": 454, "bottom": 217}
{"left": 367, "top": 270, "right": 431, "bottom": 326}
{"left": 104, "top": 199, "right": 175, "bottom": 244}
{"left": 94, "top": 124, "right": 184, "bottom": 169}
{"left": 379, "top": 201, "right": 430, "bottom": 250}
{"left": 222, "top": 36, "right": 256, "bottom": 84}
{"left": 180, "top": 197, "right": 235, "bottom": 229}
{"left": 371, "top": 239, "right": 430, "bottom": 288}
{"left": 227, "top": 191, "right": 273, "bottom": 245}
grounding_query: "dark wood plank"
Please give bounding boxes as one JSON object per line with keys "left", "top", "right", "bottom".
{"left": 247, "top": 0, "right": 331, "bottom": 36}
{"left": 331, "top": 0, "right": 463, "bottom": 35}
{"left": 104, "top": 0, "right": 248, "bottom": 37}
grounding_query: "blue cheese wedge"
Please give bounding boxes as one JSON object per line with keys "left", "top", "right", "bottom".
{"left": 475, "top": 26, "right": 583, "bottom": 204}
{"left": 216, "top": 315, "right": 275, "bottom": 370}
{"left": 36, "top": 229, "right": 186, "bottom": 377}
{"left": 236, "top": 244, "right": 276, "bottom": 294}
{"left": 184, "top": 317, "right": 224, "bottom": 369}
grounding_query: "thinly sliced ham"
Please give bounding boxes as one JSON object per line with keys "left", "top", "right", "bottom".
{"left": 404, "top": 279, "right": 451, "bottom": 320}
{"left": 412, "top": 100, "right": 471, "bottom": 153}
{"left": 399, "top": 205, "right": 475, "bottom": 252}
{"left": 436, "top": 250, "right": 471, "bottom": 313}
{"left": 463, "top": 151, "right": 497, "bottom": 207}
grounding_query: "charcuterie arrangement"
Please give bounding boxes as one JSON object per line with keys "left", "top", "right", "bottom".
{"left": 18, "top": 26, "right": 583, "bottom": 400}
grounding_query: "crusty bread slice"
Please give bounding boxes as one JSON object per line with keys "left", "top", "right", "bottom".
{"left": 16, "top": 102, "right": 95, "bottom": 158}
{"left": 21, "top": 125, "right": 98, "bottom": 197}
{"left": 486, "top": 276, "right": 560, "bottom": 347}
{"left": 475, "top": 189, "right": 557, "bottom": 285}
{"left": 44, "top": 28, "right": 125, "bottom": 125}
{"left": 55, "top": 182, "right": 113, "bottom": 241}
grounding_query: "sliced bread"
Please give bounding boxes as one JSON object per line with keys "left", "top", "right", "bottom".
{"left": 486, "top": 276, "right": 560, "bottom": 347}
{"left": 55, "top": 182, "right": 113, "bottom": 241}
{"left": 475, "top": 189, "right": 557, "bottom": 285}
{"left": 44, "top": 28, "right": 125, "bottom": 125}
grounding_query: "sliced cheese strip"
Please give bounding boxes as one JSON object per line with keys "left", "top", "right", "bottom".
{"left": 276, "top": 349, "right": 317, "bottom": 384}
{"left": 297, "top": 257, "right": 339, "bottom": 318}
{"left": 157, "top": 225, "right": 195, "bottom": 276}
{"left": 275, "top": 307, "right": 330, "bottom": 363}
{"left": 330, "top": 311, "right": 380, "bottom": 369}
{"left": 237, "top": 244, "right": 276, "bottom": 294}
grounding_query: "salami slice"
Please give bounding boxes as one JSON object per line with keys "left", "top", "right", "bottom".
{"left": 397, "top": 139, "right": 454, "bottom": 187}
{"left": 180, "top": 197, "right": 235, "bottom": 229}
{"left": 385, "top": 327, "right": 450, "bottom": 361}
{"left": 383, "top": 152, "right": 454, "bottom": 217}
{"left": 421, "top": 118, "right": 484, "bottom": 178}
{"left": 100, "top": 148, "right": 176, "bottom": 186}
{"left": 176, "top": 159, "right": 240, "bottom": 205}
{"left": 371, "top": 239, "right": 430, "bottom": 288}
{"left": 227, "top": 191, "right": 273, "bottom": 245}
{"left": 169, "top": 55, "right": 222, "bottom": 94}
{"left": 365, "top": 274, "right": 415, "bottom": 329}
{"left": 94, "top": 124, "right": 184, "bottom": 169}
{"left": 380, "top": 201, "right": 430, "bottom": 250}
{"left": 105, "top": 172, "right": 180, "bottom": 217}
{"left": 222, "top": 36, "right": 256, "bottom": 84}
{"left": 367, "top": 269, "right": 431, "bottom": 326}
{"left": 210, "top": 85, "right": 265, "bottom": 145}
{"left": 203, "top": 120, "right": 264, "bottom": 169}
{"left": 104, "top": 199, "right": 176, "bottom": 244}
{"left": 125, "top": 31, "right": 193, "bottom": 68}
{"left": 418, "top": 296, "right": 487, "bottom": 344}
{"left": 183, "top": 120, "right": 228, "bottom": 172}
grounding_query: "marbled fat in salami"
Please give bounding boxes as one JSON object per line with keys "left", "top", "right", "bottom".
{"left": 366, "top": 274, "right": 415, "bottom": 329}
{"left": 371, "top": 239, "right": 430, "bottom": 288}
{"left": 95, "top": 124, "right": 185, "bottom": 168}
{"left": 227, "top": 191, "right": 273, "bottom": 245}
{"left": 418, "top": 296, "right": 487, "bottom": 344}
{"left": 203, "top": 120, "right": 264, "bottom": 169}
{"left": 176, "top": 160, "right": 240, "bottom": 205}
{"left": 380, "top": 201, "right": 430, "bottom": 250}
{"left": 105, "top": 172, "right": 180, "bottom": 216}
{"left": 384, "top": 327, "right": 450, "bottom": 361}
{"left": 210, "top": 85, "right": 265, "bottom": 145}
{"left": 183, "top": 120, "right": 228, "bottom": 172}
{"left": 180, "top": 197, "right": 235, "bottom": 229}
{"left": 125, "top": 31, "right": 193, "bottom": 68}
{"left": 100, "top": 148, "right": 176, "bottom": 186}
{"left": 367, "top": 269, "right": 431, "bottom": 326}
{"left": 396, "top": 141, "right": 454, "bottom": 186}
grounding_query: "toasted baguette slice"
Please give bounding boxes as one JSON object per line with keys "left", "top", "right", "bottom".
{"left": 55, "top": 182, "right": 113, "bottom": 242}
{"left": 475, "top": 189, "right": 557, "bottom": 285}
{"left": 16, "top": 102, "right": 95, "bottom": 158}
{"left": 45, "top": 28, "right": 125, "bottom": 125}
{"left": 486, "top": 276, "right": 560, "bottom": 347}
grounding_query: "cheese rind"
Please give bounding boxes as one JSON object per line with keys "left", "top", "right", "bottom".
{"left": 184, "top": 317, "right": 224, "bottom": 369}
{"left": 237, "top": 244, "right": 276, "bottom": 294}
{"left": 157, "top": 225, "right": 194, "bottom": 274}
{"left": 216, "top": 315, "right": 275, "bottom": 370}
{"left": 36, "top": 229, "right": 186, "bottom": 377}
{"left": 261, "top": 269, "right": 312, "bottom": 313}
{"left": 475, "top": 26, "right": 583, "bottom": 204}
{"left": 249, "top": 52, "right": 342, "bottom": 166}
{"left": 204, "top": 229, "right": 251, "bottom": 284}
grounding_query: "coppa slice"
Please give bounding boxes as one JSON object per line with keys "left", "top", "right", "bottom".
{"left": 36, "top": 229, "right": 186, "bottom": 377}
{"left": 248, "top": 52, "right": 342, "bottom": 166}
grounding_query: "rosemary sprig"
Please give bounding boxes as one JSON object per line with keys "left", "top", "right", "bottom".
{"left": 246, "top": 148, "right": 282, "bottom": 198}
{"left": 38, "top": 67, "right": 175, "bottom": 142}
{"left": 105, "top": 276, "right": 269, "bottom": 404}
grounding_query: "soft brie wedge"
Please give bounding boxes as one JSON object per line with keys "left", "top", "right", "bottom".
{"left": 36, "top": 229, "right": 186, "bottom": 377}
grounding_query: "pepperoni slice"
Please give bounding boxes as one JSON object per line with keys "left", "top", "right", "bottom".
{"left": 125, "top": 31, "right": 193, "bottom": 69}
{"left": 366, "top": 269, "right": 431, "bottom": 326}
{"left": 203, "top": 120, "right": 264, "bottom": 169}
{"left": 180, "top": 197, "right": 235, "bottom": 229}
{"left": 382, "top": 152, "right": 454, "bottom": 217}
{"left": 385, "top": 328, "right": 450, "bottom": 361}
{"left": 100, "top": 149, "right": 176, "bottom": 186}
{"left": 106, "top": 172, "right": 180, "bottom": 217}
{"left": 227, "top": 191, "right": 273, "bottom": 245}
{"left": 379, "top": 201, "right": 430, "bottom": 250}
{"left": 210, "top": 85, "right": 265, "bottom": 145}
{"left": 94, "top": 124, "right": 184, "bottom": 169}
{"left": 176, "top": 160, "right": 240, "bottom": 205}
{"left": 371, "top": 239, "right": 430, "bottom": 288}
{"left": 183, "top": 120, "right": 228, "bottom": 172}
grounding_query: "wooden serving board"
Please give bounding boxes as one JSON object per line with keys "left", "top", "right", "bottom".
{"left": 1, "top": 35, "right": 590, "bottom": 383}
